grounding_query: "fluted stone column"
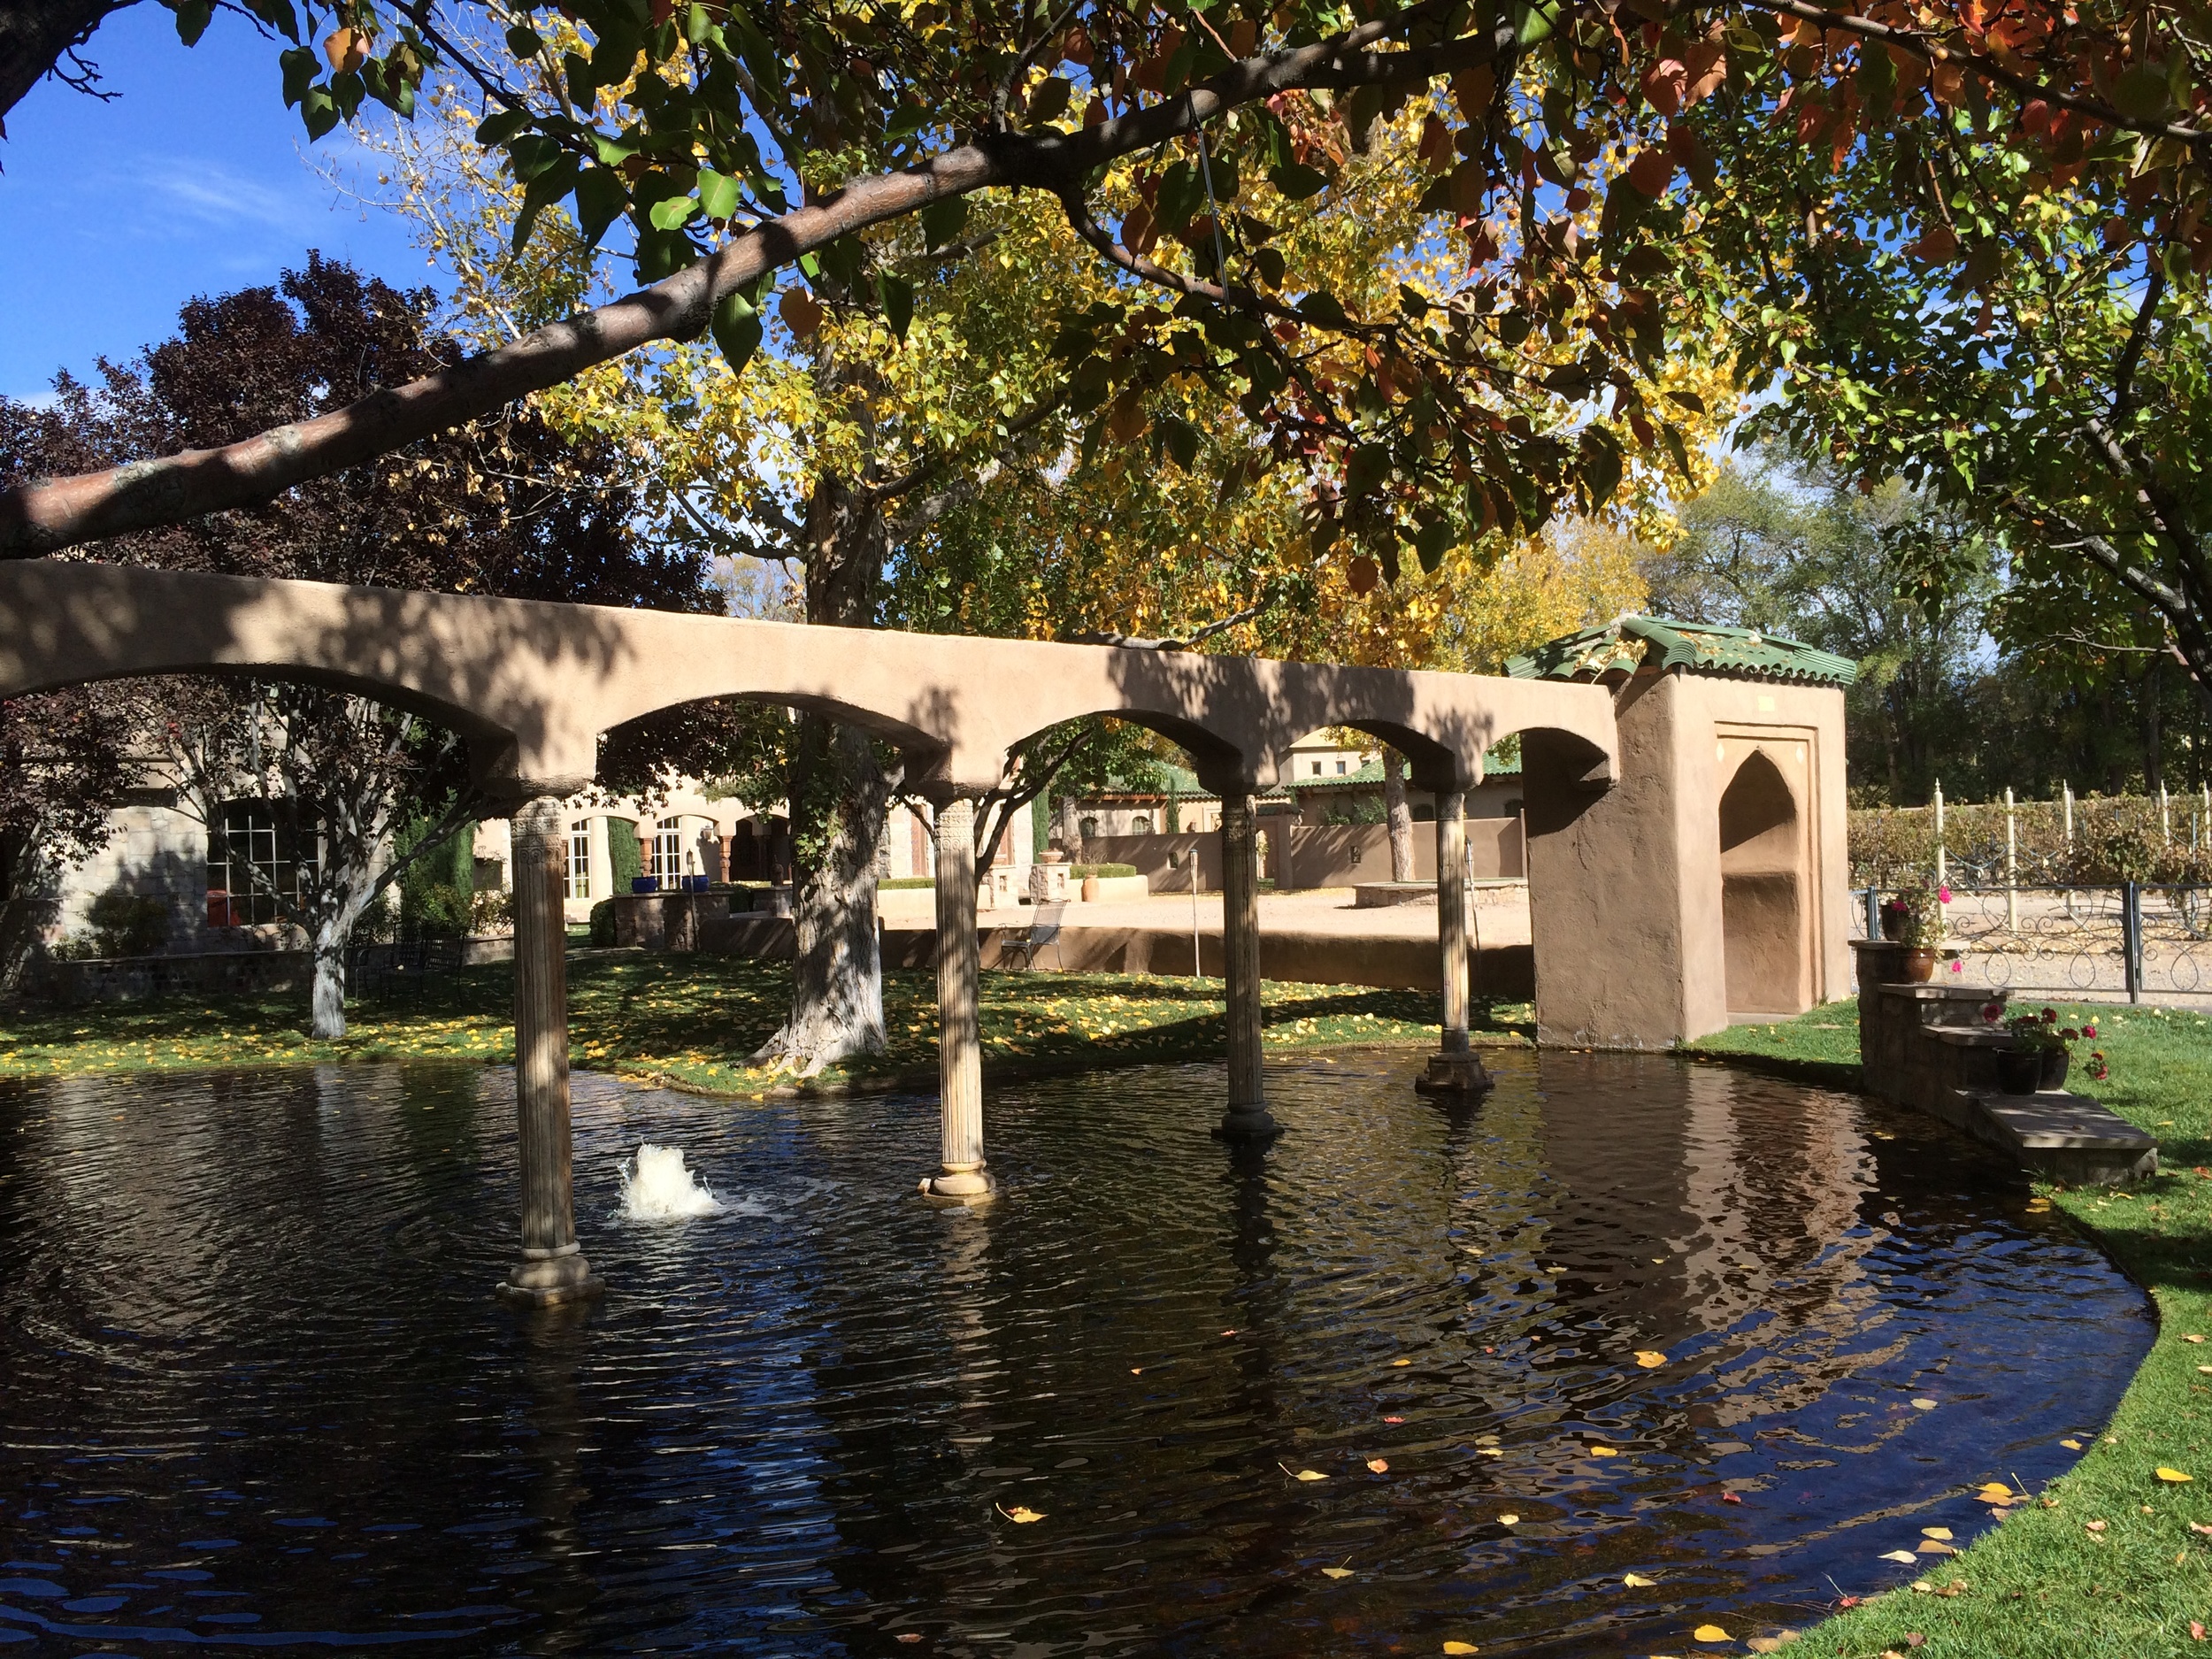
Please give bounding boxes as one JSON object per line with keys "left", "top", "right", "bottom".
{"left": 497, "top": 795, "right": 603, "bottom": 1307}
{"left": 921, "top": 796, "right": 994, "bottom": 1203}
{"left": 1417, "top": 789, "right": 1492, "bottom": 1096}
{"left": 1216, "top": 791, "right": 1279, "bottom": 1141}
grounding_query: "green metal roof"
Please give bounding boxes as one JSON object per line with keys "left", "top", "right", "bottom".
{"left": 1502, "top": 616, "right": 1858, "bottom": 687}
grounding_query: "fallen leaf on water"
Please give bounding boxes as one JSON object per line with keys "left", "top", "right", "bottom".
{"left": 1911, "top": 1399, "right": 1939, "bottom": 1410}
{"left": 895, "top": 1636, "right": 923, "bottom": 1645}
{"left": 1497, "top": 1513, "right": 1520, "bottom": 1525}
{"left": 1367, "top": 1458, "right": 1389, "bottom": 1473}
{"left": 1294, "top": 1470, "right": 1327, "bottom": 1482}
{"left": 2062, "top": 1439, "right": 2084, "bottom": 1449}
{"left": 1978, "top": 1482, "right": 2014, "bottom": 1502}
{"left": 1880, "top": 1550, "right": 1919, "bottom": 1563}
{"left": 1916, "top": 1539, "right": 1956, "bottom": 1555}
{"left": 1130, "top": 1368, "right": 1142, "bottom": 1375}
{"left": 1321, "top": 1567, "right": 1355, "bottom": 1579}
{"left": 1621, "top": 1572, "right": 1657, "bottom": 1587}
{"left": 1385, "top": 1415, "right": 1406, "bottom": 1424}
{"left": 998, "top": 1505, "right": 1046, "bottom": 1524}
{"left": 1393, "top": 1358, "right": 1413, "bottom": 1367}
{"left": 1477, "top": 1448, "right": 1503, "bottom": 1457}
{"left": 2161, "top": 1467, "right": 2197, "bottom": 1484}
{"left": 1221, "top": 1329, "right": 1237, "bottom": 1336}
{"left": 1590, "top": 1445, "right": 1620, "bottom": 1457}
{"left": 1694, "top": 1626, "right": 1730, "bottom": 1643}
{"left": 1442, "top": 1644, "right": 1479, "bottom": 1655}
{"left": 1836, "top": 1596, "right": 1863, "bottom": 1609}
{"left": 1721, "top": 1492, "right": 1743, "bottom": 1504}
{"left": 1922, "top": 1526, "right": 1955, "bottom": 1540}
{"left": 1634, "top": 1351, "right": 1667, "bottom": 1369}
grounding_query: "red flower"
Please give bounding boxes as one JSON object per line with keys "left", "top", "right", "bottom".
{"left": 1982, "top": 1002, "right": 2004, "bottom": 1022}
{"left": 2042, "top": 1008, "right": 2059, "bottom": 1023}
{"left": 2084, "top": 1025, "right": 2098, "bottom": 1039}
{"left": 2062, "top": 1029, "right": 2080, "bottom": 1042}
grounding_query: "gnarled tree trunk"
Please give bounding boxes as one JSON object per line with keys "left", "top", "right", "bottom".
{"left": 750, "top": 472, "right": 895, "bottom": 1074}
{"left": 1382, "top": 749, "right": 1415, "bottom": 882}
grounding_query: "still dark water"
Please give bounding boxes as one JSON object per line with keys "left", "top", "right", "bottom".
{"left": 0, "top": 1049, "right": 2150, "bottom": 1657}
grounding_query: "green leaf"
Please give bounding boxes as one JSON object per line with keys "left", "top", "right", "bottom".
{"left": 1027, "top": 74, "right": 1074, "bottom": 125}
{"left": 512, "top": 157, "right": 581, "bottom": 251}
{"left": 1663, "top": 388, "right": 1707, "bottom": 414}
{"left": 1511, "top": 0, "right": 1560, "bottom": 47}
{"left": 505, "top": 22, "right": 544, "bottom": 59}
{"left": 649, "top": 194, "right": 702, "bottom": 231}
{"left": 170, "top": 0, "right": 214, "bottom": 47}
{"left": 477, "top": 108, "right": 531, "bottom": 147}
{"left": 1413, "top": 517, "right": 1454, "bottom": 573}
{"left": 710, "top": 290, "right": 764, "bottom": 375}
{"left": 879, "top": 271, "right": 915, "bottom": 341}
{"left": 241, "top": 0, "right": 298, "bottom": 43}
{"left": 1254, "top": 246, "right": 1287, "bottom": 287}
{"left": 573, "top": 166, "right": 630, "bottom": 249}
{"left": 1270, "top": 161, "right": 1330, "bottom": 200}
{"left": 686, "top": 3, "right": 716, "bottom": 44}
{"left": 920, "top": 196, "right": 971, "bottom": 250}
{"left": 1297, "top": 291, "right": 1348, "bottom": 325}
{"left": 300, "top": 84, "right": 340, "bottom": 141}
{"left": 1161, "top": 417, "right": 1201, "bottom": 469}
{"left": 280, "top": 45, "right": 319, "bottom": 107}
{"left": 696, "top": 168, "right": 741, "bottom": 221}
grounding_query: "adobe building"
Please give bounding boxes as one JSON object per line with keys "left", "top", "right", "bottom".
{"left": 1506, "top": 617, "right": 1856, "bottom": 1047}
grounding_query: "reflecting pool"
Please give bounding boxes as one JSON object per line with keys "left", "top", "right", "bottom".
{"left": 0, "top": 1048, "right": 2150, "bottom": 1655}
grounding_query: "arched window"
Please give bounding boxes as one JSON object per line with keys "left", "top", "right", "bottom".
{"left": 1133, "top": 814, "right": 1152, "bottom": 834}
{"left": 650, "top": 826, "right": 684, "bottom": 880}
{"left": 1079, "top": 816, "right": 1098, "bottom": 839}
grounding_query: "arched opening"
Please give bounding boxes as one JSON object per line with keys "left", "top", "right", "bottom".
{"left": 1718, "top": 749, "right": 1810, "bottom": 1015}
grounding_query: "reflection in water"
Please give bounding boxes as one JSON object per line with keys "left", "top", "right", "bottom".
{"left": 0, "top": 1050, "right": 2149, "bottom": 1655}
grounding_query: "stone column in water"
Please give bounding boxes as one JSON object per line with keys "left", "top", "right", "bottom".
{"left": 1217, "top": 790, "right": 1279, "bottom": 1141}
{"left": 497, "top": 795, "right": 603, "bottom": 1307}
{"left": 1417, "top": 789, "right": 1492, "bottom": 1096}
{"left": 921, "top": 795, "right": 994, "bottom": 1202}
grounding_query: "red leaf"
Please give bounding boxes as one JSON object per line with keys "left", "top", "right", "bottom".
{"left": 1626, "top": 148, "right": 1671, "bottom": 196}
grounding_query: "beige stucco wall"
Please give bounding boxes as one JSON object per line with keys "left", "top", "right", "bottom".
{"left": 1526, "top": 670, "right": 1849, "bottom": 1048}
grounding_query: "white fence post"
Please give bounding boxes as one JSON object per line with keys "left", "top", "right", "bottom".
{"left": 2162, "top": 782, "right": 2172, "bottom": 846}
{"left": 1933, "top": 780, "right": 1947, "bottom": 891}
{"left": 2005, "top": 786, "right": 2018, "bottom": 932}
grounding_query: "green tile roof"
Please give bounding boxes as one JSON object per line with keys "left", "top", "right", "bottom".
{"left": 1502, "top": 616, "right": 1858, "bottom": 687}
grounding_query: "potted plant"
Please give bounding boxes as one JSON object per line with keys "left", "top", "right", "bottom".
{"left": 1891, "top": 879, "right": 1948, "bottom": 980}
{"left": 1878, "top": 896, "right": 1909, "bottom": 941}
{"left": 1991, "top": 1006, "right": 2109, "bottom": 1093}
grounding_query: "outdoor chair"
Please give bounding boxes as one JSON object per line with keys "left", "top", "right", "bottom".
{"left": 1001, "top": 901, "right": 1066, "bottom": 972}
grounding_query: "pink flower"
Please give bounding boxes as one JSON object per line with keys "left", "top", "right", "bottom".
{"left": 1950, "top": 960, "right": 1963, "bottom": 973}
{"left": 1939, "top": 886, "right": 1952, "bottom": 903}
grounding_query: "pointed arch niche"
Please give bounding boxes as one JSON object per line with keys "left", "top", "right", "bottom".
{"left": 1717, "top": 741, "right": 1816, "bottom": 1015}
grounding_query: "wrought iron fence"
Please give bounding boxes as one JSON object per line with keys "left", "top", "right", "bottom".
{"left": 1851, "top": 882, "right": 2212, "bottom": 1005}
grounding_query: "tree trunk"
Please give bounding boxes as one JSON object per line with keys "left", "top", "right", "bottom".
{"left": 751, "top": 471, "right": 894, "bottom": 1075}
{"left": 311, "top": 922, "right": 349, "bottom": 1040}
{"left": 0, "top": 0, "right": 133, "bottom": 124}
{"left": 1382, "top": 749, "right": 1415, "bottom": 882}
{"left": 2143, "top": 654, "right": 2165, "bottom": 795}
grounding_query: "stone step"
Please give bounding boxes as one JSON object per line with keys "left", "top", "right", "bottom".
{"left": 1958, "top": 1088, "right": 2159, "bottom": 1186}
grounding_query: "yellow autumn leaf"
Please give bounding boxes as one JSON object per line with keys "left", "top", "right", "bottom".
{"left": 2158, "top": 1467, "right": 2195, "bottom": 1483}
{"left": 1295, "top": 1470, "right": 1328, "bottom": 1481}
{"left": 1634, "top": 1350, "right": 1667, "bottom": 1369}
{"left": 1694, "top": 1627, "right": 1730, "bottom": 1643}
{"left": 1622, "top": 1572, "right": 1656, "bottom": 1587}
{"left": 1443, "top": 1643, "right": 1479, "bottom": 1655}
{"left": 1922, "top": 1526, "right": 1955, "bottom": 1540}
{"left": 2062, "top": 1439, "right": 2084, "bottom": 1450}
{"left": 1880, "top": 1549, "right": 1918, "bottom": 1563}
{"left": 998, "top": 1504, "right": 1046, "bottom": 1523}
{"left": 1393, "top": 1358, "right": 1413, "bottom": 1367}
{"left": 1321, "top": 1567, "right": 1355, "bottom": 1579}
{"left": 1367, "top": 1458, "right": 1389, "bottom": 1473}
{"left": 1590, "top": 1445, "right": 1619, "bottom": 1456}
{"left": 1497, "top": 1512, "right": 1520, "bottom": 1525}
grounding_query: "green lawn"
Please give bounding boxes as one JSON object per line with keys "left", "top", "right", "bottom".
{"left": 1692, "top": 1000, "right": 2212, "bottom": 1658}
{"left": 0, "top": 952, "right": 1527, "bottom": 1094}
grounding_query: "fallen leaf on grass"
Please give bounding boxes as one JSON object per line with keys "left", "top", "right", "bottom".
{"left": 2085, "top": 1519, "right": 2108, "bottom": 1532}
{"left": 2161, "top": 1467, "right": 2197, "bottom": 1484}
{"left": 2190, "top": 1335, "right": 2208, "bottom": 1344}
{"left": 998, "top": 1505, "right": 1046, "bottom": 1524}
{"left": 2192, "top": 1619, "right": 2206, "bottom": 1641}
{"left": 1367, "top": 1458, "right": 1390, "bottom": 1473}
{"left": 1634, "top": 1350, "right": 1667, "bottom": 1369}
{"left": 1694, "top": 1626, "right": 1730, "bottom": 1643}
{"left": 1622, "top": 1572, "right": 1657, "bottom": 1587}
{"left": 2190, "top": 1522, "right": 2212, "bottom": 1537}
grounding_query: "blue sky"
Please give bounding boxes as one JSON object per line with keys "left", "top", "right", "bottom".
{"left": 1, "top": 4, "right": 439, "bottom": 401}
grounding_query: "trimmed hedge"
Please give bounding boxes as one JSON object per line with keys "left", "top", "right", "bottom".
{"left": 1071, "top": 864, "right": 1140, "bottom": 879}
{"left": 1850, "top": 792, "right": 2212, "bottom": 887}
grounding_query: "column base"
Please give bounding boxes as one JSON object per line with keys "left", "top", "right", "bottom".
{"left": 918, "top": 1166, "right": 999, "bottom": 1207}
{"left": 1212, "top": 1105, "right": 1282, "bottom": 1142}
{"left": 495, "top": 1246, "right": 603, "bottom": 1310}
{"left": 1414, "top": 1050, "right": 1494, "bottom": 1097}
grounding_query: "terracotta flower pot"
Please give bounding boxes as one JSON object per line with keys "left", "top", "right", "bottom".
{"left": 1080, "top": 875, "right": 1100, "bottom": 902}
{"left": 1902, "top": 947, "right": 1939, "bottom": 982}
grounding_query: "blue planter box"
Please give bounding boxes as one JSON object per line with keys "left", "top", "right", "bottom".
{"left": 631, "top": 877, "right": 660, "bottom": 895}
